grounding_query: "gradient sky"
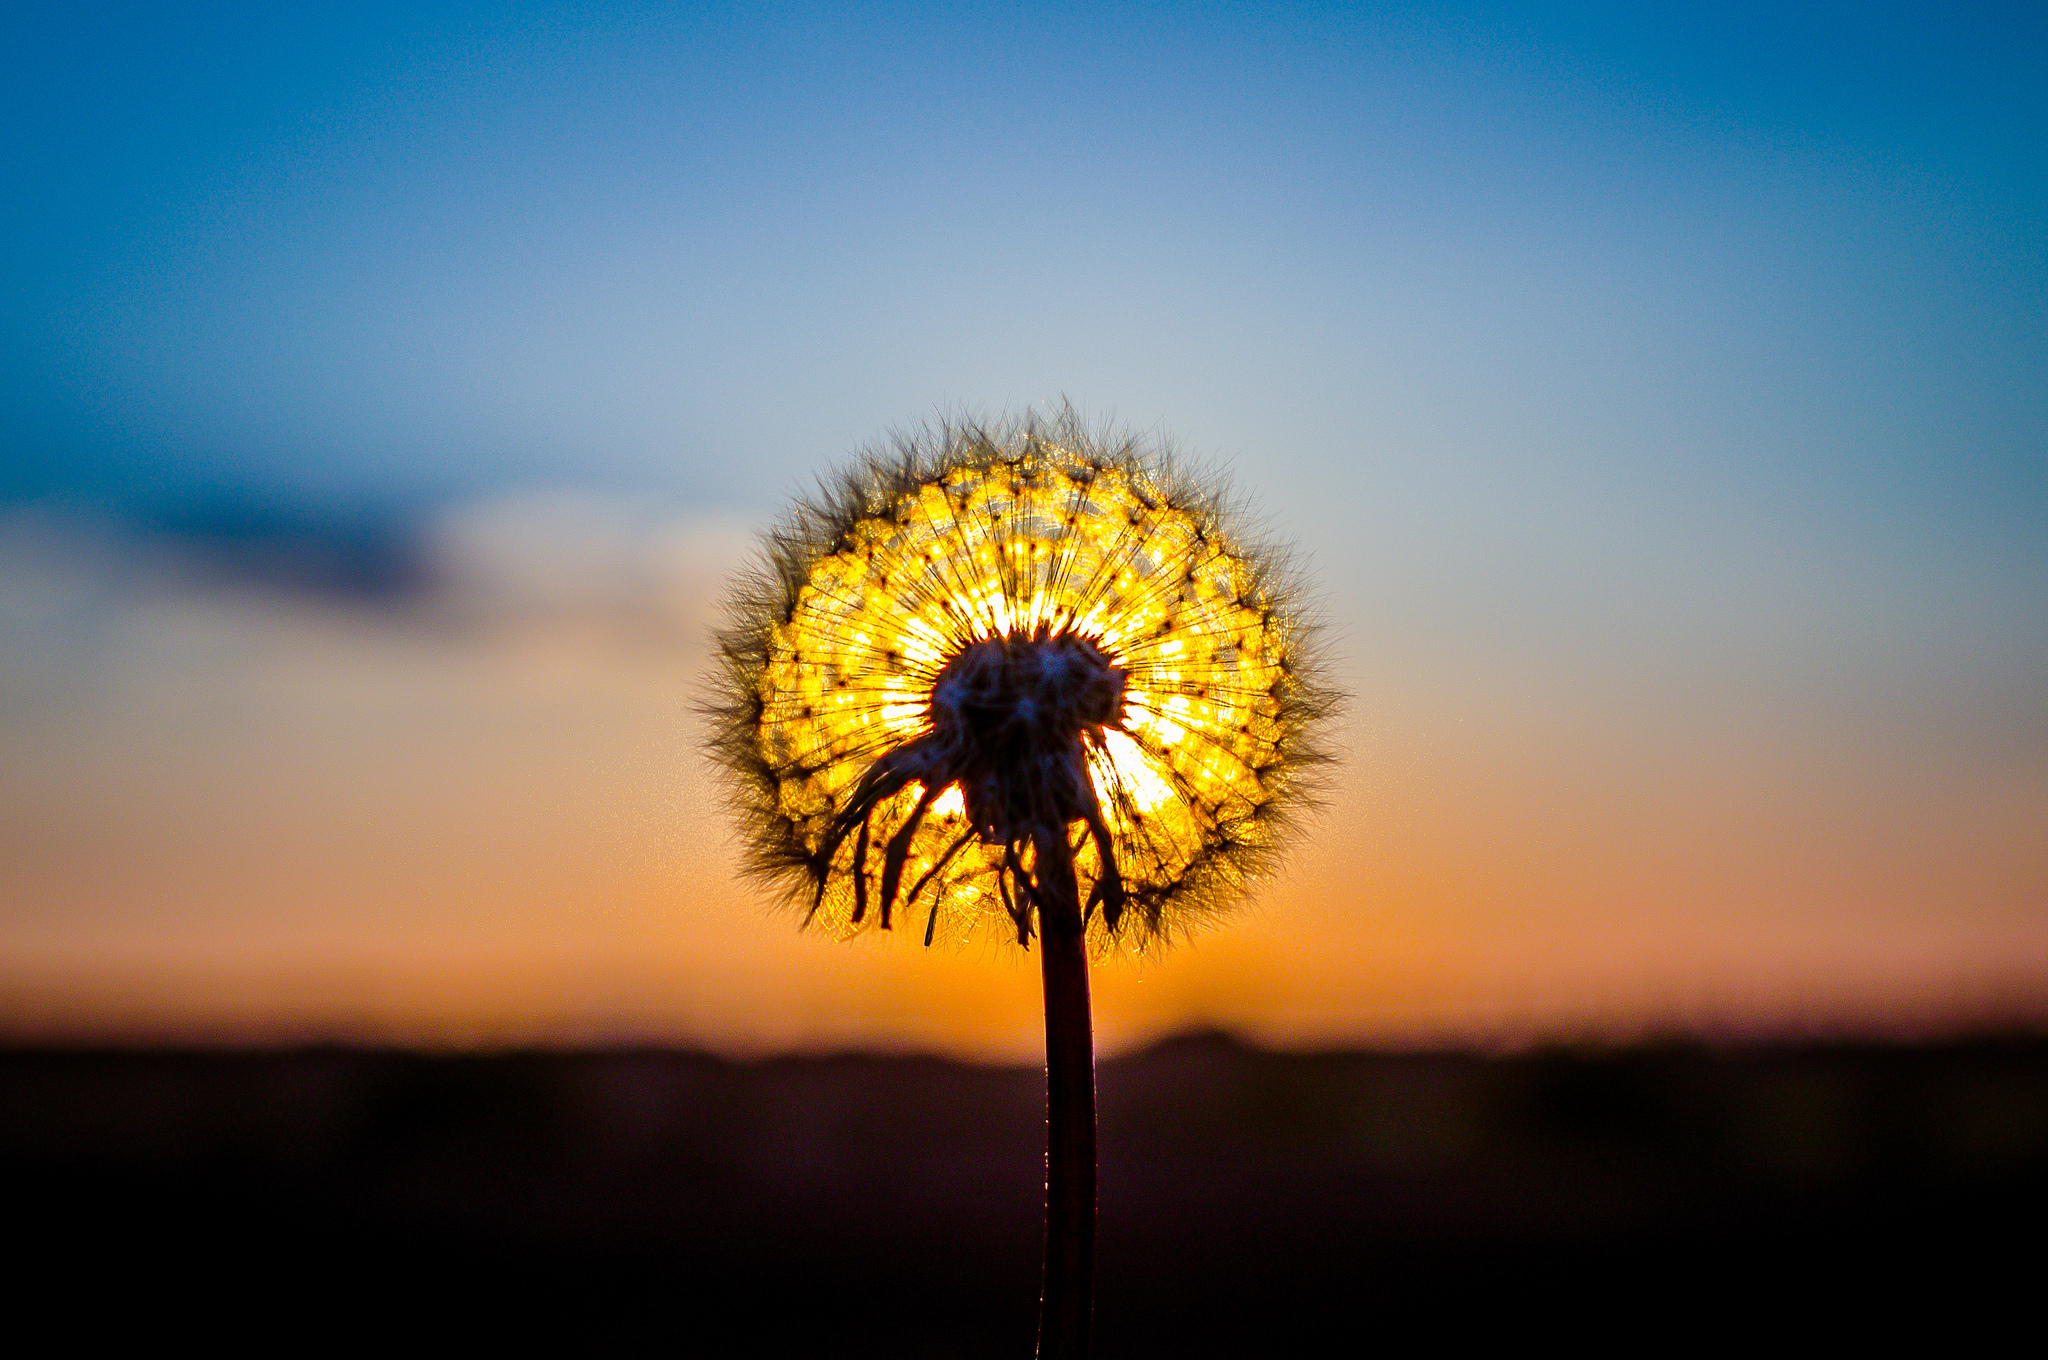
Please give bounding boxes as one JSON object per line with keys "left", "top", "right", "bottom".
{"left": 4, "top": 2, "right": 2044, "bottom": 1054}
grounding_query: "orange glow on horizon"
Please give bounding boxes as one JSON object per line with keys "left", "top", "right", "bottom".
{"left": 0, "top": 507, "right": 2042, "bottom": 1054}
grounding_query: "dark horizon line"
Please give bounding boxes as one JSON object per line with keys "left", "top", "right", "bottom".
{"left": 7, "top": 1021, "right": 2048, "bottom": 1065}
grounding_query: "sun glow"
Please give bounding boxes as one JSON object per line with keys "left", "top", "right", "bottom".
{"left": 1093, "top": 728, "right": 1176, "bottom": 815}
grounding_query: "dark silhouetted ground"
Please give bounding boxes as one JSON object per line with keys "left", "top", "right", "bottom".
{"left": 6, "top": 1032, "right": 2043, "bottom": 1353}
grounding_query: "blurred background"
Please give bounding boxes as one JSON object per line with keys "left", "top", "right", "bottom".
{"left": 4, "top": 2, "right": 2044, "bottom": 1345}
{"left": 5, "top": 0, "right": 2042, "bottom": 1053}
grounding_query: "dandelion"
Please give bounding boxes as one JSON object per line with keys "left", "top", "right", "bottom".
{"left": 706, "top": 406, "right": 1337, "bottom": 1357}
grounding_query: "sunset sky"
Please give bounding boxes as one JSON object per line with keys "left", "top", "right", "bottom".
{"left": 4, "top": 2, "right": 2043, "bottom": 1057}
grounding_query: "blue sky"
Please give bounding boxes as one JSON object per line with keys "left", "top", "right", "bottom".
{"left": 7, "top": 2, "right": 2042, "bottom": 533}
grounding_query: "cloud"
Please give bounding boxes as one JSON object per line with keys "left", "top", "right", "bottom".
{"left": 424, "top": 491, "right": 754, "bottom": 643}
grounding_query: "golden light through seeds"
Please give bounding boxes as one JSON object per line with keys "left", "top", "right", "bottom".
{"left": 709, "top": 410, "right": 1336, "bottom": 953}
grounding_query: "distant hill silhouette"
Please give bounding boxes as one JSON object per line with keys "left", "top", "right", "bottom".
{"left": 6, "top": 1032, "right": 2042, "bottom": 1352}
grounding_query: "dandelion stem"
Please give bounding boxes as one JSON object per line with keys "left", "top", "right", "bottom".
{"left": 1033, "top": 823, "right": 1095, "bottom": 1360}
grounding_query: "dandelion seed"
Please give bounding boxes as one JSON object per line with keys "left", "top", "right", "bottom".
{"left": 707, "top": 407, "right": 1336, "bottom": 954}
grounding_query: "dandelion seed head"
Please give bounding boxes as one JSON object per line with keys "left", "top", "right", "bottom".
{"left": 705, "top": 406, "right": 1339, "bottom": 954}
